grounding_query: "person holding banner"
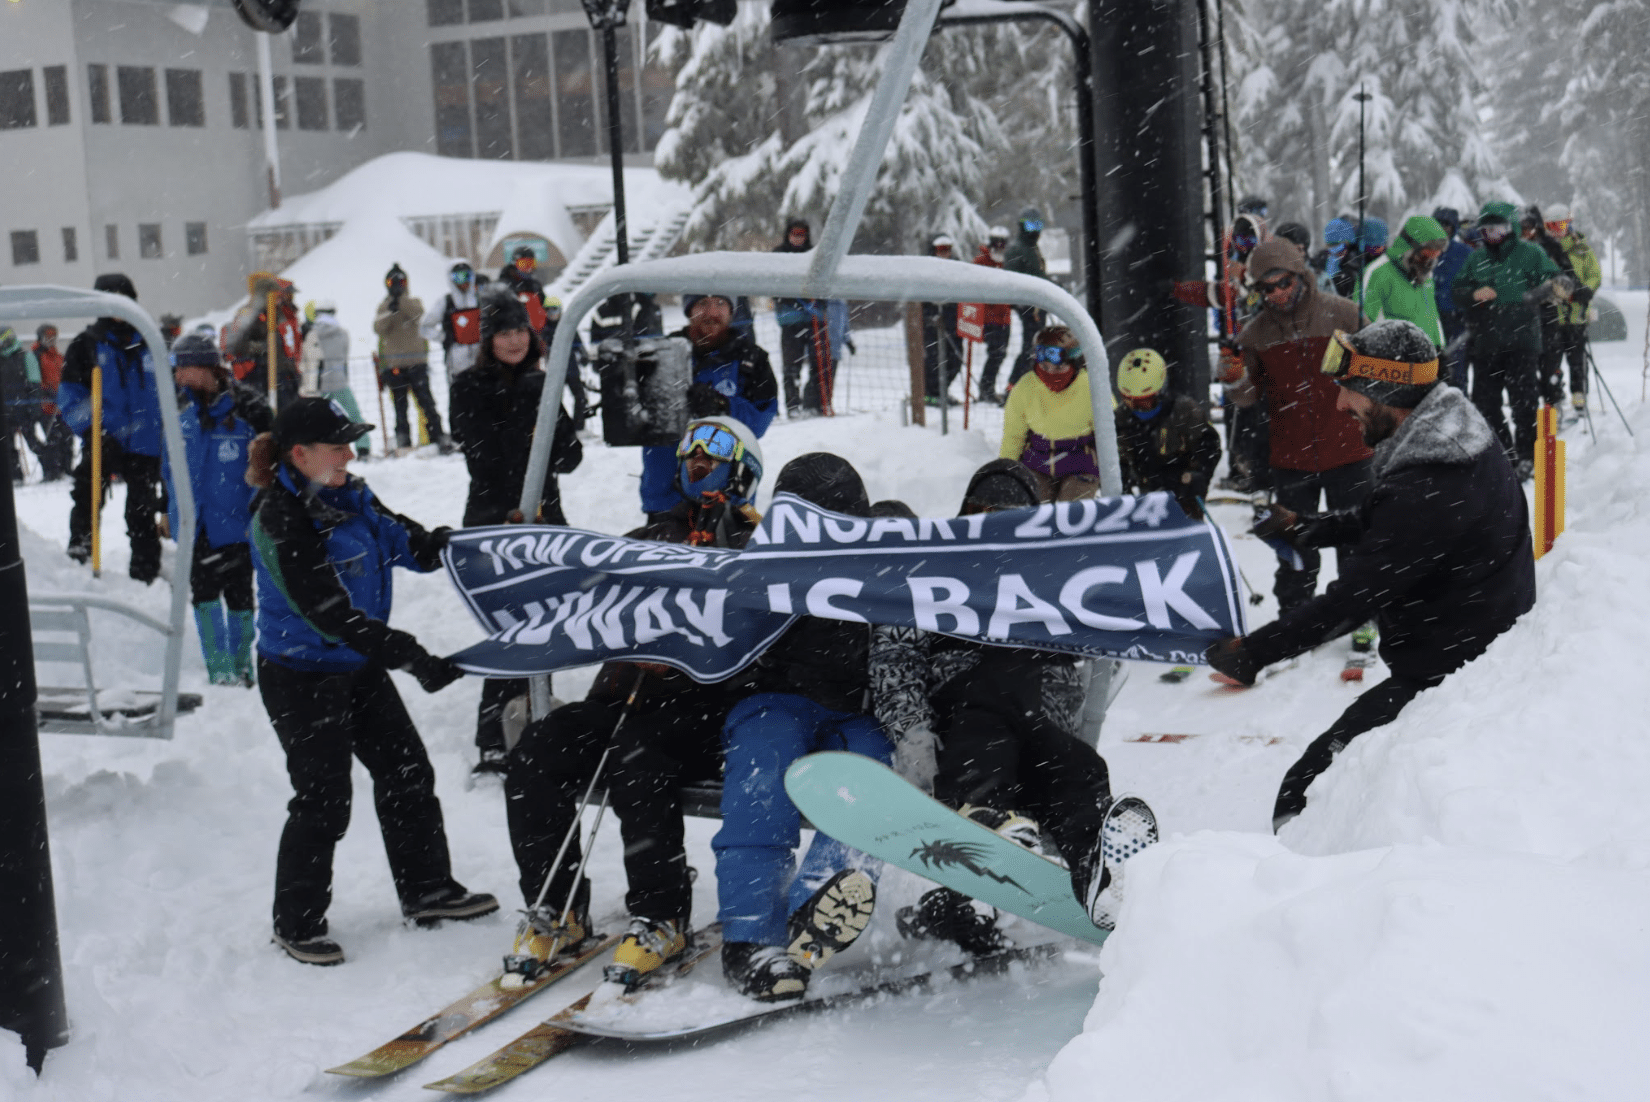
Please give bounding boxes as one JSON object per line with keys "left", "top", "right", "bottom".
{"left": 503, "top": 416, "right": 765, "bottom": 989}
{"left": 998, "top": 326, "right": 1100, "bottom": 502}
{"left": 886, "top": 458, "right": 1143, "bottom": 953}
{"left": 248, "top": 398, "right": 496, "bottom": 965}
{"left": 1206, "top": 320, "right": 1535, "bottom": 832}
{"left": 714, "top": 453, "right": 897, "bottom": 1001}
{"left": 450, "top": 288, "right": 585, "bottom": 774}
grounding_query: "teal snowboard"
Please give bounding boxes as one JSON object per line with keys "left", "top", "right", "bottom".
{"left": 784, "top": 752, "right": 1109, "bottom": 947}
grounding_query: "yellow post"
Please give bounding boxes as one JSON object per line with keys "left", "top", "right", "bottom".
{"left": 89, "top": 366, "right": 103, "bottom": 577}
{"left": 266, "top": 290, "right": 280, "bottom": 409}
{"left": 1533, "top": 405, "right": 1565, "bottom": 558}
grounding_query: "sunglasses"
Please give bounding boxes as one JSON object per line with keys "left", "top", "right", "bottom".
{"left": 1033, "top": 345, "right": 1080, "bottom": 365}
{"left": 677, "top": 421, "right": 743, "bottom": 463}
{"left": 1255, "top": 273, "right": 1298, "bottom": 296}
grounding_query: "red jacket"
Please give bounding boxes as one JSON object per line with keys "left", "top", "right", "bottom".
{"left": 32, "top": 342, "right": 64, "bottom": 413}
{"left": 972, "top": 246, "right": 1013, "bottom": 326}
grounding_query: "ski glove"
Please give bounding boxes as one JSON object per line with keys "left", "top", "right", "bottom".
{"left": 686, "top": 381, "right": 731, "bottom": 418}
{"left": 1571, "top": 286, "right": 1595, "bottom": 308}
{"left": 407, "top": 653, "right": 466, "bottom": 693}
{"left": 1204, "top": 637, "right": 1259, "bottom": 688}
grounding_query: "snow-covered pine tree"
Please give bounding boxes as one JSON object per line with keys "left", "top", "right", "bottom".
{"left": 652, "top": 3, "right": 1078, "bottom": 257}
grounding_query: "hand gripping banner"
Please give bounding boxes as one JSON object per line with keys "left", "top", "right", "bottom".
{"left": 443, "top": 491, "right": 1248, "bottom": 681}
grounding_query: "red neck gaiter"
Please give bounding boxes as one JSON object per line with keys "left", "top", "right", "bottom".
{"left": 1035, "top": 365, "right": 1078, "bottom": 393}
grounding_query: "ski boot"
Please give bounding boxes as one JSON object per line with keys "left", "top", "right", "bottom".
{"left": 1072, "top": 796, "right": 1160, "bottom": 931}
{"left": 897, "top": 888, "right": 1009, "bottom": 957}
{"left": 602, "top": 916, "right": 689, "bottom": 991}
{"left": 193, "top": 602, "right": 240, "bottom": 686}
{"left": 501, "top": 902, "right": 588, "bottom": 988}
{"left": 959, "top": 806, "right": 1045, "bottom": 855}
{"left": 722, "top": 942, "right": 809, "bottom": 1002}
{"left": 785, "top": 868, "right": 876, "bottom": 973}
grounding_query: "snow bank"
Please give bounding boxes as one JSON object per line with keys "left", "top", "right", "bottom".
{"left": 1030, "top": 293, "right": 1650, "bottom": 1101}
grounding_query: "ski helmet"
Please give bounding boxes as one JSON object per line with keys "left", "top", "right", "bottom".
{"left": 313, "top": 298, "right": 337, "bottom": 314}
{"left": 931, "top": 234, "right": 955, "bottom": 252}
{"left": 450, "top": 261, "right": 474, "bottom": 288}
{"left": 1237, "top": 194, "right": 1268, "bottom": 217}
{"left": 1544, "top": 203, "right": 1573, "bottom": 237}
{"left": 384, "top": 263, "right": 408, "bottom": 292}
{"left": 1320, "top": 319, "right": 1439, "bottom": 409}
{"left": 987, "top": 226, "right": 1010, "bottom": 244}
{"left": 1117, "top": 348, "right": 1168, "bottom": 399}
{"left": 676, "top": 416, "right": 764, "bottom": 504}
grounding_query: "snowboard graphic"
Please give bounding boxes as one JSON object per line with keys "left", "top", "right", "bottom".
{"left": 784, "top": 752, "right": 1110, "bottom": 946}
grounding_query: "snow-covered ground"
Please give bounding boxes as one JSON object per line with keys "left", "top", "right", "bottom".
{"left": 3, "top": 293, "right": 1647, "bottom": 1100}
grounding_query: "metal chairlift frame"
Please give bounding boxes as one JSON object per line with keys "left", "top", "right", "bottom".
{"left": 516, "top": 0, "right": 1125, "bottom": 732}
{"left": 0, "top": 285, "right": 197, "bottom": 739}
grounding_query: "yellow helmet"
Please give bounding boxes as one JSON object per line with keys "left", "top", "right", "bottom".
{"left": 1117, "top": 348, "right": 1167, "bottom": 399}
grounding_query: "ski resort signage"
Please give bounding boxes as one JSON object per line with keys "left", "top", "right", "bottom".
{"left": 442, "top": 491, "right": 1248, "bottom": 681}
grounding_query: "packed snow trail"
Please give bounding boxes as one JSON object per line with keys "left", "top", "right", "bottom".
{"left": 4, "top": 294, "right": 1646, "bottom": 1100}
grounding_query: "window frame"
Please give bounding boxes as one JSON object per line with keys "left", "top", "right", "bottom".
{"left": 88, "top": 64, "right": 111, "bottom": 124}
{"left": 62, "top": 227, "right": 78, "bottom": 263}
{"left": 11, "top": 230, "right": 41, "bottom": 267}
{"left": 116, "top": 65, "right": 160, "bottom": 126}
{"left": 0, "top": 69, "right": 38, "bottom": 131}
{"left": 44, "top": 66, "right": 70, "bottom": 126}
{"left": 185, "top": 222, "right": 209, "bottom": 257}
{"left": 165, "top": 68, "right": 205, "bottom": 127}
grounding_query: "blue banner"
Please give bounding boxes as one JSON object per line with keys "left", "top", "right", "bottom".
{"left": 443, "top": 491, "right": 1248, "bottom": 681}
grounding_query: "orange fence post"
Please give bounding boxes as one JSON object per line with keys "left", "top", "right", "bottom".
{"left": 1533, "top": 404, "right": 1565, "bottom": 558}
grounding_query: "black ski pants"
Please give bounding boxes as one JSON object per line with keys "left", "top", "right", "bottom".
{"left": 1471, "top": 345, "right": 1540, "bottom": 463}
{"left": 1269, "top": 460, "right": 1374, "bottom": 613}
{"left": 1557, "top": 324, "right": 1589, "bottom": 398}
{"left": 189, "top": 531, "right": 253, "bottom": 611}
{"left": 504, "top": 686, "right": 727, "bottom": 922}
{"left": 1228, "top": 400, "right": 1273, "bottom": 492}
{"left": 259, "top": 658, "right": 459, "bottom": 940}
{"left": 922, "top": 304, "right": 959, "bottom": 402}
{"left": 1273, "top": 671, "right": 1444, "bottom": 832}
{"left": 931, "top": 663, "right": 1111, "bottom": 867}
{"left": 68, "top": 436, "right": 161, "bottom": 581}
{"left": 779, "top": 320, "right": 832, "bottom": 414}
{"left": 977, "top": 322, "right": 1011, "bottom": 397}
{"left": 476, "top": 677, "right": 526, "bottom": 756}
{"left": 382, "top": 363, "right": 444, "bottom": 447}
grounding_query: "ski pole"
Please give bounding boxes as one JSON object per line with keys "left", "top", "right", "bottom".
{"left": 373, "top": 353, "right": 390, "bottom": 456}
{"left": 1586, "top": 341, "right": 1634, "bottom": 436}
{"left": 90, "top": 366, "right": 103, "bottom": 577}
{"left": 1198, "top": 495, "right": 1265, "bottom": 605}
{"left": 522, "top": 670, "right": 649, "bottom": 949}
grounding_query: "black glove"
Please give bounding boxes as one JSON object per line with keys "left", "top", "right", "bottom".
{"left": 686, "top": 381, "right": 731, "bottom": 417}
{"left": 426, "top": 526, "right": 453, "bottom": 554}
{"left": 1250, "top": 503, "right": 1300, "bottom": 543}
{"left": 407, "top": 652, "right": 465, "bottom": 693}
{"left": 1572, "top": 286, "right": 1595, "bottom": 308}
{"left": 1205, "top": 637, "right": 1260, "bottom": 687}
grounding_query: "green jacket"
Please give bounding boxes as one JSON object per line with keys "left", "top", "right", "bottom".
{"left": 1557, "top": 231, "right": 1602, "bottom": 326}
{"left": 1361, "top": 215, "right": 1446, "bottom": 347}
{"left": 1452, "top": 233, "right": 1560, "bottom": 355}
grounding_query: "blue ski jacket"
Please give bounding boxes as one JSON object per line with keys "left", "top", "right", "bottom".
{"left": 165, "top": 383, "right": 271, "bottom": 549}
{"left": 58, "top": 320, "right": 163, "bottom": 456}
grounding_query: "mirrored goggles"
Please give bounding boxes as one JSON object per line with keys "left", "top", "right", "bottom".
{"left": 1033, "top": 344, "right": 1080, "bottom": 365}
{"left": 677, "top": 421, "right": 743, "bottom": 462}
{"left": 1022, "top": 220, "right": 1044, "bottom": 233}
{"left": 1319, "top": 329, "right": 1439, "bottom": 385}
{"left": 451, "top": 267, "right": 474, "bottom": 286}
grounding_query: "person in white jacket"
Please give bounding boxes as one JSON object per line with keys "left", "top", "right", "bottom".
{"left": 421, "top": 261, "right": 486, "bottom": 385}
{"left": 299, "top": 301, "right": 370, "bottom": 458}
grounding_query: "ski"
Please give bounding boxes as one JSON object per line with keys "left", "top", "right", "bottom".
{"left": 324, "top": 932, "right": 619, "bottom": 1079}
{"left": 422, "top": 926, "right": 724, "bottom": 1094}
{"left": 552, "top": 942, "right": 1064, "bottom": 1044}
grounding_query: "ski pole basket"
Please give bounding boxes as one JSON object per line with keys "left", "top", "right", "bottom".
{"left": 30, "top": 595, "right": 202, "bottom": 739}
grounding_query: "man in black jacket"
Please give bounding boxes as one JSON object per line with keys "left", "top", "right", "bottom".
{"left": 449, "top": 288, "right": 584, "bottom": 773}
{"left": 1205, "top": 320, "right": 1536, "bottom": 831}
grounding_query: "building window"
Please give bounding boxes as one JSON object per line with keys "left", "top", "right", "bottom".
{"left": 117, "top": 66, "right": 159, "bottom": 125}
{"left": 330, "top": 14, "right": 362, "bottom": 67}
{"left": 293, "top": 11, "right": 325, "bottom": 64}
{"left": 512, "top": 34, "right": 553, "bottom": 161}
{"left": 509, "top": 0, "right": 547, "bottom": 14}
{"left": 468, "top": 0, "right": 504, "bottom": 21}
{"left": 44, "top": 66, "right": 69, "bottom": 126}
{"left": 472, "top": 37, "right": 512, "bottom": 160}
{"left": 334, "top": 78, "right": 366, "bottom": 131}
{"left": 11, "top": 231, "right": 40, "bottom": 267}
{"left": 105, "top": 224, "right": 119, "bottom": 260}
{"left": 0, "top": 70, "right": 36, "bottom": 130}
{"left": 554, "top": 30, "right": 595, "bottom": 158}
{"left": 88, "top": 64, "right": 111, "bottom": 124}
{"left": 62, "top": 227, "right": 78, "bottom": 263}
{"left": 138, "top": 223, "right": 162, "bottom": 260}
{"left": 166, "top": 69, "right": 204, "bottom": 127}
{"left": 185, "top": 222, "right": 208, "bottom": 256}
{"left": 229, "top": 72, "right": 249, "bottom": 128}
{"left": 427, "top": 0, "right": 464, "bottom": 26}
{"left": 430, "top": 42, "right": 472, "bottom": 157}
{"left": 295, "top": 76, "right": 328, "bottom": 130}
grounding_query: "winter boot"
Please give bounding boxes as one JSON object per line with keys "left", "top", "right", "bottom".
{"left": 471, "top": 747, "right": 509, "bottom": 777}
{"left": 1571, "top": 391, "right": 1586, "bottom": 412}
{"left": 225, "top": 608, "right": 257, "bottom": 687}
{"left": 403, "top": 885, "right": 499, "bottom": 927}
{"left": 273, "top": 930, "right": 345, "bottom": 966}
{"left": 896, "top": 887, "right": 1009, "bottom": 957}
{"left": 785, "top": 869, "right": 876, "bottom": 972}
{"left": 192, "top": 602, "right": 238, "bottom": 686}
{"left": 66, "top": 534, "right": 91, "bottom": 565}
{"left": 959, "top": 805, "right": 1045, "bottom": 855}
{"left": 1072, "top": 796, "right": 1159, "bottom": 931}
{"left": 603, "top": 916, "right": 690, "bottom": 990}
{"left": 721, "top": 942, "right": 809, "bottom": 1002}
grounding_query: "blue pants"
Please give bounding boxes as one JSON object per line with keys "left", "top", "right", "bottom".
{"left": 713, "top": 693, "right": 891, "bottom": 945}
{"left": 638, "top": 444, "right": 679, "bottom": 514}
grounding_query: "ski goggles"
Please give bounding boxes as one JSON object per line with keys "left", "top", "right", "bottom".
{"left": 677, "top": 421, "right": 744, "bottom": 463}
{"left": 1545, "top": 219, "right": 1571, "bottom": 238}
{"left": 450, "top": 266, "right": 474, "bottom": 286}
{"left": 514, "top": 254, "right": 537, "bottom": 272}
{"left": 1033, "top": 344, "right": 1080, "bottom": 365}
{"left": 1021, "top": 219, "right": 1044, "bottom": 233}
{"left": 1319, "top": 330, "right": 1439, "bottom": 386}
{"left": 1230, "top": 233, "right": 1259, "bottom": 254}
{"left": 1478, "top": 222, "right": 1512, "bottom": 243}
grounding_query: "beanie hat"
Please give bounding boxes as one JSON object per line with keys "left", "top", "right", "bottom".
{"left": 1357, "top": 215, "right": 1388, "bottom": 250}
{"left": 171, "top": 331, "right": 221, "bottom": 368}
{"left": 1323, "top": 217, "right": 1357, "bottom": 246}
{"left": 94, "top": 272, "right": 137, "bottom": 300}
{"left": 1431, "top": 207, "right": 1460, "bottom": 233}
{"left": 1334, "top": 319, "right": 1439, "bottom": 409}
{"left": 479, "top": 286, "right": 531, "bottom": 340}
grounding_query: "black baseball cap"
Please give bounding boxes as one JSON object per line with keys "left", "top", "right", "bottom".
{"left": 275, "top": 397, "right": 374, "bottom": 452}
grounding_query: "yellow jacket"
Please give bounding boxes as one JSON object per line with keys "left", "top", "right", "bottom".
{"left": 1000, "top": 369, "right": 1098, "bottom": 478}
